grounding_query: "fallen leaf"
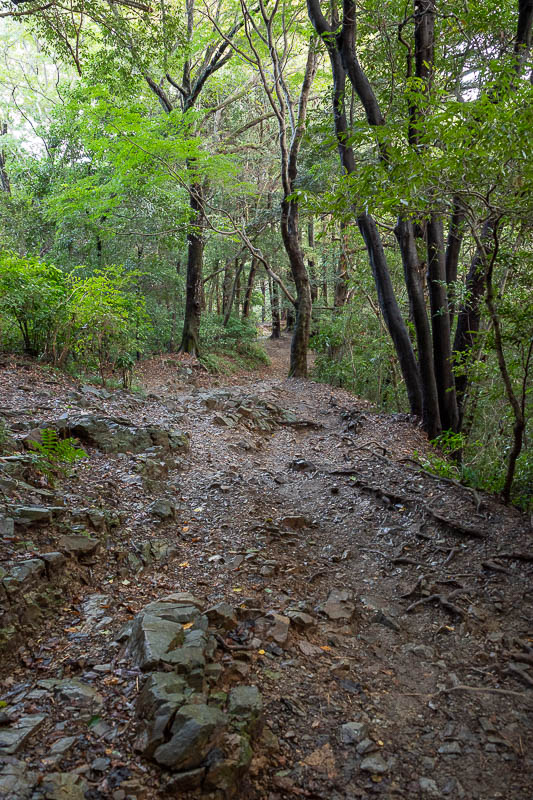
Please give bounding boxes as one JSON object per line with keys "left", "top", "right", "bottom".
{"left": 179, "top": 561, "right": 190, "bottom": 568}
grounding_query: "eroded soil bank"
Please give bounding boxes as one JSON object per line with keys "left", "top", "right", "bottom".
{"left": 0, "top": 336, "right": 532, "bottom": 800}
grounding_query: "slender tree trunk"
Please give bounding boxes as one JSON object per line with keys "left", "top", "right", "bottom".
{"left": 308, "top": 219, "right": 318, "bottom": 302}
{"left": 358, "top": 213, "right": 423, "bottom": 415}
{"left": 427, "top": 214, "right": 459, "bottom": 431}
{"left": 223, "top": 259, "right": 245, "bottom": 326}
{"left": 261, "top": 280, "right": 266, "bottom": 322}
{"left": 334, "top": 221, "right": 349, "bottom": 307}
{"left": 179, "top": 182, "right": 204, "bottom": 356}
{"left": 453, "top": 217, "right": 496, "bottom": 422}
{"left": 280, "top": 200, "right": 312, "bottom": 376}
{"left": 395, "top": 218, "right": 441, "bottom": 437}
{"left": 243, "top": 256, "right": 257, "bottom": 318}
{"left": 304, "top": 12, "right": 423, "bottom": 415}
{"left": 222, "top": 258, "right": 234, "bottom": 317}
{"left": 270, "top": 278, "right": 281, "bottom": 339}
{"left": 0, "top": 123, "right": 10, "bottom": 194}
{"left": 445, "top": 197, "right": 465, "bottom": 322}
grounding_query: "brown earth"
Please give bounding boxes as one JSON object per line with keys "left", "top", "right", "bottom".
{"left": 0, "top": 336, "right": 532, "bottom": 800}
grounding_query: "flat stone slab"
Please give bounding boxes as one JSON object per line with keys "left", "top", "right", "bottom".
{"left": 38, "top": 679, "right": 103, "bottom": 709}
{"left": 323, "top": 588, "right": 356, "bottom": 621}
{"left": 0, "top": 759, "right": 38, "bottom": 798}
{"left": 0, "top": 714, "right": 47, "bottom": 754}
{"left": 57, "top": 535, "right": 99, "bottom": 556}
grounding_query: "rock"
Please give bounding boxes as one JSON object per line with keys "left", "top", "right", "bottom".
{"left": 165, "top": 768, "right": 206, "bottom": 792}
{"left": 0, "top": 516, "right": 15, "bottom": 536}
{"left": 438, "top": 741, "right": 462, "bottom": 755}
{"left": 204, "top": 732, "right": 253, "bottom": 794}
{"left": 37, "top": 771, "right": 88, "bottom": 799}
{"left": 10, "top": 506, "right": 62, "bottom": 525}
{"left": 153, "top": 704, "right": 226, "bottom": 770}
{"left": 357, "top": 738, "right": 377, "bottom": 755}
{"left": 38, "top": 679, "right": 103, "bottom": 710}
{"left": 135, "top": 672, "right": 188, "bottom": 756}
{"left": 57, "top": 535, "right": 99, "bottom": 557}
{"left": 161, "top": 592, "right": 203, "bottom": 609}
{"left": 370, "top": 610, "right": 400, "bottom": 632}
{"left": 323, "top": 588, "right": 356, "bottom": 621}
{"left": 0, "top": 714, "right": 47, "bottom": 754}
{"left": 340, "top": 721, "right": 369, "bottom": 744}
{"left": 265, "top": 613, "right": 290, "bottom": 645}
{"left": 289, "top": 459, "right": 316, "bottom": 471}
{"left": 50, "top": 736, "right": 77, "bottom": 755}
{"left": 419, "top": 777, "right": 440, "bottom": 796}
{"left": 148, "top": 499, "right": 176, "bottom": 520}
{"left": 360, "top": 753, "right": 389, "bottom": 774}
{"left": 126, "top": 612, "right": 185, "bottom": 671}
{"left": 0, "top": 759, "right": 38, "bottom": 799}
{"left": 206, "top": 602, "right": 237, "bottom": 631}
{"left": 91, "top": 757, "right": 110, "bottom": 771}
{"left": 64, "top": 415, "right": 189, "bottom": 455}
{"left": 41, "top": 552, "right": 67, "bottom": 575}
{"left": 286, "top": 609, "right": 315, "bottom": 629}
{"left": 2, "top": 559, "right": 45, "bottom": 594}
{"left": 279, "top": 515, "right": 310, "bottom": 530}
{"left": 228, "top": 686, "right": 262, "bottom": 732}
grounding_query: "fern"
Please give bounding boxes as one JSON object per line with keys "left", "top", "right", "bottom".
{"left": 32, "top": 428, "right": 87, "bottom": 481}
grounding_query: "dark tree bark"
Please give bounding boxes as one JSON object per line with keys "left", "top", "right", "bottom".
{"left": 426, "top": 215, "right": 459, "bottom": 431}
{"left": 307, "top": 0, "right": 423, "bottom": 416}
{"left": 395, "top": 218, "right": 441, "bottom": 437}
{"left": 308, "top": 219, "right": 318, "bottom": 302}
{"left": 243, "top": 256, "right": 258, "bottom": 317}
{"left": 261, "top": 280, "right": 266, "bottom": 322}
{"left": 223, "top": 257, "right": 245, "bottom": 326}
{"left": 179, "top": 182, "right": 204, "bottom": 356}
{"left": 334, "top": 221, "right": 349, "bottom": 307}
{"left": 222, "top": 258, "right": 234, "bottom": 317}
{"left": 269, "top": 278, "right": 281, "bottom": 338}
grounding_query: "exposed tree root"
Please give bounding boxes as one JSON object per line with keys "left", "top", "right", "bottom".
{"left": 405, "top": 588, "right": 471, "bottom": 617}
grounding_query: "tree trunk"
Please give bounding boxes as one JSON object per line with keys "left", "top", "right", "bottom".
{"left": 222, "top": 258, "right": 234, "bottom": 317}
{"left": 261, "top": 280, "right": 266, "bottom": 322}
{"left": 395, "top": 218, "right": 441, "bottom": 437}
{"left": 270, "top": 278, "right": 281, "bottom": 338}
{"left": 427, "top": 214, "right": 459, "bottom": 431}
{"left": 453, "top": 217, "right": 496, "bottom": 422}
{"left": 358, "top": 213, "right": 423, "bottom": 415}
{"left": 243, "top": 256, "right": 257, "bottom": 318}
{"left": 223, "top": 258, "right": 245, "bottom": 326}
{"left": 0, "top": 123, "right": 10, "bottom": 195}
{"left": 308, "top": 219, "right": 318, "bottom": 302}
{"left": 334, "top": 221, "right": 349, "bottom": 307}
{"left": 179, "top": 182, "right": 204, "bottom": 356}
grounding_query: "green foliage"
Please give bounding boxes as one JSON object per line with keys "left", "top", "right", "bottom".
{"left": 0, "top": 251, "right": 68, "bottom": 356}
{"left": 311, "top": 311, "right": 405, "bottom": 411}
{"left": 31, "top": 428, "right": 88, "bottom": 482}
{"left": 0, "top": 252, "right": 151, "bottom": 381}
{"left": 199, "top": 314, "right": 270, "bottom": 371}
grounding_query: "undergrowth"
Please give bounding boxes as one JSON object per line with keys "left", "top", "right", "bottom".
{"left": 199, "top": 315, "right": 270, "bottom": 374}
{"left": 30, "top": 428, "right": 88, "bottom": 483}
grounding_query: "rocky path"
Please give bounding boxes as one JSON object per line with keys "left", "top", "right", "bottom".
{"left": 0, "top": 339, "right": 532, "bottom": 800}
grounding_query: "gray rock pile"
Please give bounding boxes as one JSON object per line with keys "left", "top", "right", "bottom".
{"left": 125, "top": 593, "right": 263, "bottom": 797}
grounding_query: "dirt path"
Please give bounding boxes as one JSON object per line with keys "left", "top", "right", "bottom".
{"left": 0, "top": 342, "right": 532, "bottom": 800}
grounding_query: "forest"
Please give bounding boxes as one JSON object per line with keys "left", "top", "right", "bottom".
{"left": 0, "top": 0, "right": 531, "bottom": 506}
{"left": 0, "top": 2, "right": 532, "bottom": 799}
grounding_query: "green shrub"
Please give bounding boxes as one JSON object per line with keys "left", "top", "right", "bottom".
{"left": 0, "top": 251, "right": 68, "bottom": 356}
